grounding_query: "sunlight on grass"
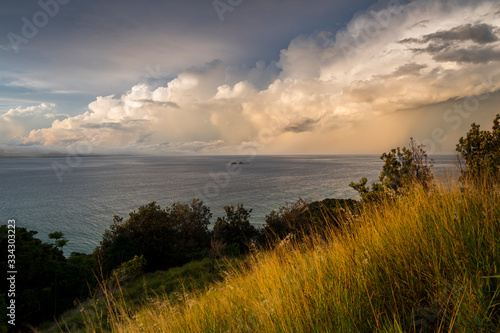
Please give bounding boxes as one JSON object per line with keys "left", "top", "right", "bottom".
{"left": 83, "top": 183, "right": 500, "bottom": 332}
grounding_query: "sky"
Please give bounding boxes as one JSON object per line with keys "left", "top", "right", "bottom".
{"left": 1, "top": 0, "right": 500, "bottom": 156}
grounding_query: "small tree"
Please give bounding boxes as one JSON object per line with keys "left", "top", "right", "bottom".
{"left": 166, "top": 198, "right": 212, "bottom": 260}
{"left": 48, "top": 231, "right": 68, "bottom": 316}
{"left": 350, "top": 138, "right": 433, "bottom": 201}
{"left": 213, "top": 204, "right": 258, "bottom": 254}
{"left": 48, "top": 231, "right": 68, "bottom": 250}
{"left": 456, "top": 114, "right": 500, "bottom": 185}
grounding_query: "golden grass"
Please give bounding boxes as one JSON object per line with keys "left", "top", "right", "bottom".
{"left": 86, "top": 183, "right": 500, "bottom": 332}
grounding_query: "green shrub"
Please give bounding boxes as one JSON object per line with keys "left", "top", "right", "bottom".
{"left": 456, "top": 114, "right": 500, "bottom": 186}
{"left": 350, "top": 138, "right": 433, "bottom": 201}
{"left": 112, "top": 255, "right": 146, "bottom": 285}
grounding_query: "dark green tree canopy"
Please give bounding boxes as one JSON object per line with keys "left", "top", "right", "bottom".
{"left": 213, "top": 204, "right": 258, "bottom": 254}
{"left": 0, "top": 226, "right": 96, "bottom": 329}
{"left": 48, "top": 231, "right": 69, "bottom": 249}
{"left": 96, "top": 199, "right": 212, "bottom": 273}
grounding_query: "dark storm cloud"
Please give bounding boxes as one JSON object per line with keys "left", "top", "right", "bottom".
{"left": 433, "top": 46, "right": 500, "bottom": 64}
{"left": 401, "top": 23, "right": 499, "bottom": 45}
{"left": 410, "top": 42, "right": 452, "bottom": 54}
{"left": 422, "top": 23, "right": 498, "bottom": 44}
{"left": 378, "top": 63, "right": 427, "bottom": 78}
{"left": 400, "top": 23, "right": 500, "bottom": 64}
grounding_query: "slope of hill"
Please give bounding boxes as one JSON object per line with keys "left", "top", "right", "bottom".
{"left": 69, "top": 183, "right": 500, "bottom": 332}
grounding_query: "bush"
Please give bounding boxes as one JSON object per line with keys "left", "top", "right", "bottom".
{"left": 111, "top": 255, "right": 146, "bottom": 286}
{"left": 350, "top": 138, "right": 433, "bottom": 201}
{"left": 262, "top": 199, "right": 309, "bottom": 242}
{"left": 262, "top": 198, "right": 357, "bottom": 244}
{"left": 456, "top": 114, "right": 500, "bottom": 186}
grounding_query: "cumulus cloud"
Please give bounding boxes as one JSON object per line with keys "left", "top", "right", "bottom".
{"left": 0, "top": 104, "right": 66, "bottom": 143}
{"left": 13, "top": 0, "right": 500, "bottom": 154}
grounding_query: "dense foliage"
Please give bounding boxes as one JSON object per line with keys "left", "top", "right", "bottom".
{"left": 97, "top": 198, "right": 355, "bottom": 274}
{"left": 95, "top": 199, "right": 212, "bottom": 273}
{"left": 0, "top": 227, "right": 97, "bottom": 331}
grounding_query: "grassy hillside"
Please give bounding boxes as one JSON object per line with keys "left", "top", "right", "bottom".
{"left": 70, "top": 183, "right": 500, "bottom": 332}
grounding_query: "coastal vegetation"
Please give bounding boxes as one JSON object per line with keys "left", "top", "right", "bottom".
{"left": 1, "top": 114, "right": 499, "bottom": 332}
{"left": 85, "top": 181, "right": 500, "bottom": 332}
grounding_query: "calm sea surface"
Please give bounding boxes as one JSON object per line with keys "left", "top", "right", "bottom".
{"left": 0, "top": 155, "right": 458, "bottom": 254}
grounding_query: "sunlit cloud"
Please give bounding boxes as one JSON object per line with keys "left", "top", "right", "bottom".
{"left": 0, "top": 103, "right": 66, "bottom": 143}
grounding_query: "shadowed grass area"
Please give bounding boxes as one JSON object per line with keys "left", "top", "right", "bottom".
{"left": 39, "top": 257, "right": 241, "bottom": 332}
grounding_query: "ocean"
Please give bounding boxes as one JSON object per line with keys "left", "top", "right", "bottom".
{"left": 0, "top": 154, "right": 458, "bottom": 254}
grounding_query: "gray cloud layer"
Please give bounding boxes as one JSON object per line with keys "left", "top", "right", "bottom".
{"left": 433, "top": 46, "right": 500, "bottom": 64}
{"left": 401, "top": 23, "right": 500, "bottom": 64}
{"left": 404, "top": 23, "right": 498, "bottom": 44}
